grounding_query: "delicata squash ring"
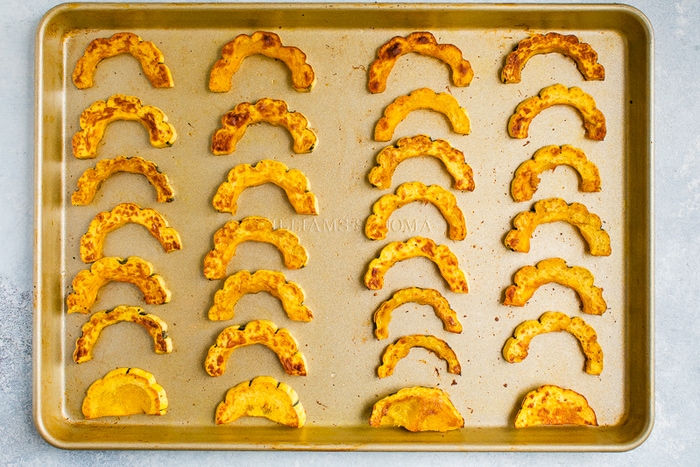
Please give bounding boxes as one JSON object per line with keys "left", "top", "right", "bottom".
{"left": 204, "top": 319, "right": 307, "bottom": 377}
{"left": 374, "top": 88, "right": 471, "bottom": 142}
{"left": 72, "top": 156, "right": 174, "bottom": 205}
{"left": 209, "top": 31, "right": 315, "bottom": 92}
{"left": 504, "top": 197, "right": 611, "bottom": 256}
{"left": 501, "top": 32, "right": 605, "bottom": 84}
{"left": 511, "top": 145, "right": 601, "bottom": 202}
{"left": 215, "top": 376, "right": 306, "bottom": 427}
{"left": 364, "top": 236, "right": 469, "bottom": 293}
{"left": 72, "top": 94, "right": 177, "bottom": 159}
{"left": 514, "top": 384, "right": 598, "bottom": 428}
{"left": 82, "top": 367, "right": 168, "bottom": 419}
{"left": 208, "top": 270, "right": 313, "bottom": 322}
{"left": 373, "top": 287, "right": 462, "bottom": 340}
{"left": 503, "top": 257, "right": 607, "bottom": 315}
{"left": 368, "top": 31, "right": 474, "bottom": 94}
{"left": 368, "top": 135, "right": 475, "bottom": 191}
{"left": 80, "top": 202, "right": 182, "bottom": 263}
{"left": 508, "top": 84, "right": 606, "bottom": 141}
{"left": 369, "top": 386, "right": 464, "bottom": 432}
{"left": 211, "top": 98, "right": 317, "bottom": 155}
{"left": 377, "top": 334, "right": 461, "bottom": 378}
{"left": 73, "top": 305, "right": 173, "bottom": 364}
{"left": 72, "top": 32, "right": 174, "bottom": 89}
{"left": 365, "top": 181, "right": 466, "bottom": 241}
{"left": 66, "top": 256, "right": 171, "bottom": 314}
{"left": 212, "top": 159, "right": 318, "bottom": 216}
{"left": 203, "top": 216, "right": 308, "bottom": 280}
{"left": 503, "top": 311, "right": 603, "bottom": 375}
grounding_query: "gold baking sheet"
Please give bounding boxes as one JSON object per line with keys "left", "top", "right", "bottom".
{"left": 34, "top": 3, "right": 653, "bottom": 451}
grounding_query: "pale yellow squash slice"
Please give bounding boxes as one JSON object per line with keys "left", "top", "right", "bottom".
{"left": 82, "top": 367, "right": 168, "bottom": 419}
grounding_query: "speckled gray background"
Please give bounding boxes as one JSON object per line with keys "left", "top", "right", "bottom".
{"left": 2, "top": 0, "right": 697, "bottom": 464}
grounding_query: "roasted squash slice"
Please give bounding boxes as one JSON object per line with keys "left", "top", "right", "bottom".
{"left": 209, "top": 31, "right": 315, "bottom": 92}
{"left": 515, "top": 384, "right": 598, "bottom": 427}
{"left": 211, "top": 98, "right": 317, "bottom": 155}
{"left": 72, "top": 156, "right": 174, "bottom": 205}
{"left": 365, "top": 181, "right": 466, "bottom": 240}
{"left": 503, "top": 311, "right": 603, "bottom": 375}
{"left": 215, "top": 376, "right": 306, "bottom": 427}
{"left": 364, "top": 236, "right": 469, "bottom": 293}
{"left": 212, "top": 159, "right": 318, "bottom": 215}
{"left": 73, "top": 305, "right": 172, "bottom": 364}
{"left": 501, "top": 32, "right": 605, "bottom": 84}
{"left": 66, "top": 256, "right": 170, "bottom": 314}
{"left": 511, "top": 145, "right": 601, "bottom": 202}
{"left": 80, "top": 202, "right": 182, "bottom": 263}
{"left": 369, "top": 386, "right": 464, "bottom": 432}
{"left": 377, "top": 334, "right": 461, "bottom": 378}
{"left": 504, "top": 197, "right": 611, "bottom": 256}
{"left": 204, "top": 320, "right": 307, "bottom": 377}
{"left": 82, "top": 367, "right": 168, "bottom": 419}
{"left": 374, "top": 88, "right": 471, "bottom": 142}
{"left": 368, "top": 135, "right": 474, "bottom": 191}
{"left": 508, "top": 84, "right": 606, "bottom": 141}
{"left": 373, "top": 287, "right": 462, "bottom": 340}
{"left": 72, "top": 32, "right": 174, "bottom": 89}
{"left": 368, "top": 31, "right": 473, "bottom": 93}
{"left": 503, "top": 258, "right": 607, "bottom": 316}
{"left": 208, "top": 270, "right": 312, "bottom": 322}
{"left": 72, "top": 94, "right": 177, "bottom": 159}
{"left": 203, "top": 216, "right": 308, "bottom": 280}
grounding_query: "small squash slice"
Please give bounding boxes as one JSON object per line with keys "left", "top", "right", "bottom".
{"left": 364, "top": 236, "right": 469, "bottom": 293}
{"left": 72, "top": 32, "right": 174, "bottom": 89}
{"left": 369, "top": 386, "right": 464, "bottom": 432}
{"left": 503, "top": 311, "right": 603, "bottom": 375}
{"left": 208, "top": 269, "right": 312, "bottom": 322}
{"left": 215, "top": 376, "right": 306, "bottom": 427}
{"left": 209, "top": 31, "right": 315, "bottom": 92}
{"left": 501, "top": 32, "right": 605, "bottom": 84}
{"left": 212, "top": 159, "right": 318, "bottom": 215}
{"left": 204, "top": 320, "right": 307, "bottom": 377}
{"left": 365, "top": 181, "right": 466, "bottom": 241}
{"left": 373, "top": 287, "right": 462, "bottom": 340}
{"left": 73, "top": 305, "right": 173, "bottom": 364}
{"left": 72, "top": 94, "right": 176, "bottom": 159}
{"left": 507, "top": 84, "right": 606, "bottom": 141}
{"left": 368, "top": 135, "right": 474, "bottom": 191}
{"left": 511, "top": 145, "right": 601, "bottom": 202}
{"left": 66, "top": 256, "right": 171, "bottom": 314}
{"left": 72, "top": 156, "right": 175, "bottom": 205}
{"left": 368, "top": 31, "right": 473, "bottom": 93}
{"left": 211, "top": 98, "right": 317, "bottom": 155}
{"left": 504, "top": 197, "right": 611, "bottom": 256}
{"left": 80, "top": 202, "right": 182, "bottom": 263}
{"left": 82, "top": 367, "right": 168, "bottom": 419}
{"left": 374, "top": 88, "right": 471, "bottom": 142}
{"left": 514, "top": 384, "right": 598, "bottom": 428}
{"left": 503, "top": 258, "right": 607, "bottom": 316}
{"left": 377, "top": 334, "right": 461, "bottom": 378}
{"left": 203, "top": 216, "right": 308, "bottom": 280}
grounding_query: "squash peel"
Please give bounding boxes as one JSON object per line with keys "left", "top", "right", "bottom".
{"left": 377, "top": 334, "right": 461, "bottom": 378}
{"left": 369, "top": 386, "right": 464, "bottom": 432}
{"left": 515, "top": 384, "right": 598, "bottom": 428}
{"left": 204, "top": 319, "right": 307, "bottom": 377}
{"left": 215, "top": 376, "right": 306, "bottom": 427}
{"left": 82, "top": 367, "right": 168, "bottom": 419}
{"left": 213, "top": 159, "right": 318, "bottom": 215}
{"left": 374, "top": 88, "right": 471, "bottom": 142}
{"left": 503, "top": 311, "right": 603, "bottom": 375}
{"left": 368, "top": 31, "right": 473, "bottom": 93}
{"left": 504, "top": 197, "right": 611, "bottom": 256}
{"left": 208, "top": 270, "right": 312, "bottom": 322}
{"left": 72, "top": 94, "right": 177, "bottom": 159}
{"left": 503, "top": 257, "right": 607, "bottom": 315}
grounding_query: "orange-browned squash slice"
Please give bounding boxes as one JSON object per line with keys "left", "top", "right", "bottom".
{"left": 377, "top": 334, "right": 461, "bottom": 378}
{"left": 369, "top": 386, "right": 464, "bottom": 432}
{"left": 514, "top": 384, "right": 598, "bottom": 427}
{"left": 82, "top": 367, "right": 168, "bottom": 419}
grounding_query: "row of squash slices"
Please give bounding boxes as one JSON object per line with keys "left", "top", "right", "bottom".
{"left": 66, "top": 28, "right": 611, "bottom": 430}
